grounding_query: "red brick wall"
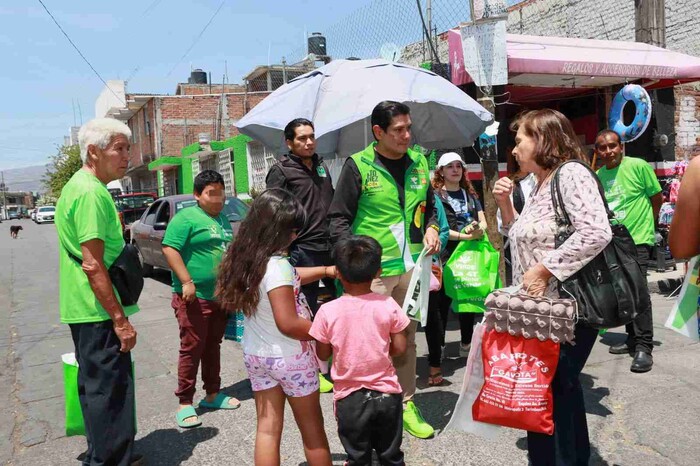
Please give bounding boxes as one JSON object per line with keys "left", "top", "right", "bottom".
{"left": 674, "top": 85, "right": 700, "bottom": 160}
{"left": 156, "top": 91, "right": 271, "bottom": 156}
{"left": 127, "top": 100, "right": 156, "bottom": 168}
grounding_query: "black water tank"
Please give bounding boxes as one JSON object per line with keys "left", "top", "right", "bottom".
{"left": 308, "top": 32, "right": 327, "bottom": 56}
{"left": 189, "top": 69, "right": 207, "bottom": 84}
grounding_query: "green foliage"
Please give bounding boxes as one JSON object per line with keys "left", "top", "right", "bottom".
{"left": 43, "top": 144, "right": 82, "bottom": 199}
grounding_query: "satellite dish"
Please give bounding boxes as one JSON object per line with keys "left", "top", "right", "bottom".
{"left": 380, "top": 43, "right": 403, "bottom": 62}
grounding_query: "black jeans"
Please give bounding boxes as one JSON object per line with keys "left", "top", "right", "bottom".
{"left": 527, "top": 324, "right": 598, "bottom": 466}
{"left": 425, "top": 287, "right": 482, "bottom": 367}
{"left": 336, "top": 389, "right": 404, "bottom": 466}
{"left": 289, "top": 246, "right": 335, "bottom": 315}
{"left": 624, "top": 244, "right": 654, "bottom": 353}
{"left": 70, "top": 321, "right": 136, "bottom": 466}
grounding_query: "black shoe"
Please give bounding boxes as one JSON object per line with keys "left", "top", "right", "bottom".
{"left": 608, "top": 342, "right": 632, "bottom": 355}
{"left": 630, "top": 351, "right": 653, "bottom": 373}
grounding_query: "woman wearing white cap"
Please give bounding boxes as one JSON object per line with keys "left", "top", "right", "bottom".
{"left": 424, "top": 152, "right": 487, "bottom": 386}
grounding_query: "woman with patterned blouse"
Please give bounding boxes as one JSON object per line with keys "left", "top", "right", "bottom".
{"left": 494, "top": 109, "right": 612, "bottom": 466}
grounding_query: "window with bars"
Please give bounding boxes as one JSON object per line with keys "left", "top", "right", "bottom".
{"left": 246, "top": 141, "right": 277, "bottom": 194}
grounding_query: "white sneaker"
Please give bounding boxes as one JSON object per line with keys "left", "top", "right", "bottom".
{"left": 459, "top": 343, "right": 471, "bottom": 358}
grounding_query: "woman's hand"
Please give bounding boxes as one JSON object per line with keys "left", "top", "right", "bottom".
{"left": 493, "top": 177, "right": 514, "bottom": 206}
{"left": 522, "top": 263, "right": 554, "bottom": 297}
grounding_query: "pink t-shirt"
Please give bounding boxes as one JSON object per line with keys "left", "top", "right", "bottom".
{"left": 309, "top": 292, "right": 410, "bottom": 401}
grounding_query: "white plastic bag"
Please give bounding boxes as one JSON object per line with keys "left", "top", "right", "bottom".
{"left": 665, "top": 256, "right": 700, "bottom": 341}
{"left": 402, "top": 248, "right": 431, "bottom": 327}
{"left": 445, "top": 323, "right": 501, "bottom": 439}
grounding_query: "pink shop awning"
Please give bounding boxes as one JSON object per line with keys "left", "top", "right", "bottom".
{"left": 447, "top": 29, "right": 700, "bottom": 88}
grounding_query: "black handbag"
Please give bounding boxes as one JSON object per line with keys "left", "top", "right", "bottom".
{"left": 551, "top": 160, "right": 649, "bottom": 329}
{"left": 65, "top": 243, "right": 144, "bottom": 307}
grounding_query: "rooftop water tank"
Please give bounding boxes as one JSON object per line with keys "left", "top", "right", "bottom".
{"left": 308, "top": 32, "right": 327, "bottom": 57}
{"left": 188, "top": 69, "right": 207, "bottom": 84}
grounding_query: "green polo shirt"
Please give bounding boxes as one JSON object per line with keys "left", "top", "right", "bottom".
{"left": 162, "top": 204, "right": 233, "bottom": 301}
{"left": 55, "top": 169, "right": 140, "bottom": 323}
{"left": 597, "top": 156, "right": 662, "bottom": 246}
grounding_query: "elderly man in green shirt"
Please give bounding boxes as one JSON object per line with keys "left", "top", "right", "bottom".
{"left": 596, "top": 129, "right": 662, "bottom": 373}
{"left": 55, "top": 118, "right": 141, "bottom": 465}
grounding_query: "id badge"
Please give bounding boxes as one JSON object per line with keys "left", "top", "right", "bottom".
{"left": 316, "top": 166, "right": 327, "bottom": 178}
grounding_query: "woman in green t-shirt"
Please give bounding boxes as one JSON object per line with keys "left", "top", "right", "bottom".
{"left": 162, "top": 170, "right": 240, "bottom": 428}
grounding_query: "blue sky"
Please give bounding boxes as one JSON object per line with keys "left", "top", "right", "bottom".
{"left": 0, "top": 0, "right": 522, "bottom": 171}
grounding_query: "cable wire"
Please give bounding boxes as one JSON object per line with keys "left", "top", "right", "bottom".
{"left": 36, "top": 0, "right": 125, "bottom": 105}
{"left": 166, "top": 0, "right": 227, "bottom": 77}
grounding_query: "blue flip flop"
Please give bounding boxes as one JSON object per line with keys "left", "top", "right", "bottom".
{"left": 176, "top": 405, "right": 202, "bottom": 428}
{"left": 198, "top": 393, "right": 240, "bottom": 410}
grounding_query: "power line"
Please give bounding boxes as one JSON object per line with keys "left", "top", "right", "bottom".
{"left": 166, "top": 0, "right": 227, "bottom": 77}
{"left": 141, "top": 0, "right": 164, "bottom": 17}
{"left": 36, "top": 0, "right": 125, "bottom": 105}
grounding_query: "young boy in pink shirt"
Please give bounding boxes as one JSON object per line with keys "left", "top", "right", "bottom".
{"left": 309, "top": 236, "right": 410, "bottom": 466}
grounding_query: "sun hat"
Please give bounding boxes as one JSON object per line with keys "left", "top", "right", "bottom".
{"left": 436, "top": 152, "right": 466, "bottom": 169}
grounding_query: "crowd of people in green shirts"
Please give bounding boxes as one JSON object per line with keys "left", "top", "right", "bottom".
{"left": 55, "top": 101, "right": 694, "bottom": 466}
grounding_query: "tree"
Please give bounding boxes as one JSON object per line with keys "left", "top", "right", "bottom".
{"left": 43, "top": 144, "right": 82, "bottom": 199}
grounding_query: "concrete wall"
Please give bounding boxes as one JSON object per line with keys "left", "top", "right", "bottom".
{"left": 507, "top": 0, "right": 635, "bottom": 41}
{"left": 666, "top": 0, "right": 700, "bottom": 58}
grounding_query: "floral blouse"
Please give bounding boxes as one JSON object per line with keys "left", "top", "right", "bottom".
{"left": 503, "top": 162, "right": 613, "bottom": 298}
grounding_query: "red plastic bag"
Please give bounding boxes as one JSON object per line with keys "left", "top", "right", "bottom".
{"left": 472, "top": 329, "right": 560, "bottom": 435}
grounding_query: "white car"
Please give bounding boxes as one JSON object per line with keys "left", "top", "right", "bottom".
{"left": 35, "top": 206, "right": 56, "bottom": 224}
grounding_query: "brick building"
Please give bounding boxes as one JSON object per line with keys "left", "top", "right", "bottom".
{"left": 95, "top": 74, "right": 272, "bottom": 196}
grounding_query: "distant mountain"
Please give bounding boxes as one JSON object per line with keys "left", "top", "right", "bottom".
{"left": 1, "top": 164, "right": 48, "bottom": 193}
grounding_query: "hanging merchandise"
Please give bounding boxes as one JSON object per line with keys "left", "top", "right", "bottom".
{"left": 608, "top": 84, "right": 652, "bottom": 143}
{"left": 443, "top": 233, "right": 501, "bottom": 313}
{"left": 472, "top": 330, "right": 559, "bottom": 435}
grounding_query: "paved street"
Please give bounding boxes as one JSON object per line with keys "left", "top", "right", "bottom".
{"left": 1, "top": 219, "right": 699, "bottom": 465}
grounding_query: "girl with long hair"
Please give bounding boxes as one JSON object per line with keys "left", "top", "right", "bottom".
{"left": 217, "top": 189, "right": 332, "bottom": 466}
{"left": 424, "top": 152, "right": 487, "bottom": 386}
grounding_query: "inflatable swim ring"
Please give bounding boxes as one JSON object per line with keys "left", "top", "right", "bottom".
{"left": 608, "top": 84, "right": 652, "bottom": 143}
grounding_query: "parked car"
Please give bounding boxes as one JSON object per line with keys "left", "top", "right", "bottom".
{"left": 113, "top": 192, "right": 158, "bottom": 242}
{"left": 29, "top": 209, "right": 36, "bottom": 221}
{"left": 131, "top": 194, "right": 248, "bottom": 274}
{"left": 8, "top": 211, "right": 20, "bottom": 220}
{"left": 35, "top": 206, "right": 56, "bottom": 224}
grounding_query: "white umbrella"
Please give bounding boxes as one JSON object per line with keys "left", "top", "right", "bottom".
{"left": 235, "top": 59, "right": 493, "bottom": 158}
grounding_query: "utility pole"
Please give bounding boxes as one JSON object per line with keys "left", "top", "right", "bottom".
{"left": 635, "top": 0, "right": 666, "bottom": 47}
{"left": 467, "top": 0, "right": 508, "bottom": 278}
{"left": 1, "top": 171, "right": 7, "bottom": 220}
{"left": 426, "top": 0, "right": 433, "bottom": 62}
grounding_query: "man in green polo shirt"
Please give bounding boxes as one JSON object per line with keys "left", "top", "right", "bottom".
{"left": 328, "top": 101, "right": 441, "bottom": 439}
{"left": 162, "top": 170, "right": 240, "bottom": 428}
{"left": 55, "top": 118, "right": 141, "bottom": 465}
{"left": 596, "top": 129, "right": 662, "bottom": 373}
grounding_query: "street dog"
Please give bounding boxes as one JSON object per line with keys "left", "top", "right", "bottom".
{"left": 10, "top": 225, "right": 23, "bottom": 239}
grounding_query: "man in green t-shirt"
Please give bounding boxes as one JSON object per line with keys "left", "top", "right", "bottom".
{"left": 55, "top": 118, "right": 140, "bottom": 465}
{"left": 596, "top": 129, "right": 662, "bottom": 373}
{"left": 162, "top": 170, "right": 240, "bottom": 428}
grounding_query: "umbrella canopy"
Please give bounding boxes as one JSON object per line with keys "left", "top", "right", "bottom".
{"left": 235, "top": 59, "right": 493, "bottom": 158}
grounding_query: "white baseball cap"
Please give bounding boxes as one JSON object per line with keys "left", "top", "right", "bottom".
{"left": 437, "top": 152, "right": 466, "bottom": 169}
